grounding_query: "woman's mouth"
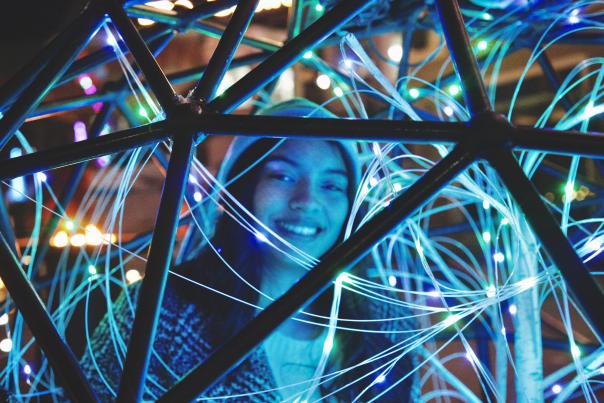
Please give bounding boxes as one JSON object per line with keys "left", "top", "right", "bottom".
{"left": 275, "top": 220, "right": 322, "bottom": 239}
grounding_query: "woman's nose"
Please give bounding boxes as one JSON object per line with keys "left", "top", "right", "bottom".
{"left": 289, "top": 180, "right": 320, "bottom": 212}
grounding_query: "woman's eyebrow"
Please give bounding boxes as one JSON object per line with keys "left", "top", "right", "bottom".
{"left": 267, "top": 156, "right": 348, "bottom": 178}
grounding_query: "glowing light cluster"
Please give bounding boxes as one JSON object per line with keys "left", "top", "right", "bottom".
{"left": 50, "top": 223, "right": 116, "bottom": 248}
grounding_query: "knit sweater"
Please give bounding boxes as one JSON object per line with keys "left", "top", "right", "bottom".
{"left": 80, "top": 275, "right": 419, "bottom": 402}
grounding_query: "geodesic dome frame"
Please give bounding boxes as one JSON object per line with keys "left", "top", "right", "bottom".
{"left": 0, "top": 0, "right": 603, "bottom": 401}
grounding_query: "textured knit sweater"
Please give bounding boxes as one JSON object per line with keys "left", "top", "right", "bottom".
{"left": 80, "top": 275, "right": 419, "bottom": 402}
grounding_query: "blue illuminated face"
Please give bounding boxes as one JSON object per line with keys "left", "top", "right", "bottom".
{"left": 253, "top": 140, "right": 350, "bottom": 264}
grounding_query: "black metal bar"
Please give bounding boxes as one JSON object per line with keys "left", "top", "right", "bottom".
{"left": 185, "top": 114, "right": 465, "bottom": 143}
{"left": 28, "top": 103, "right": 115, "bottom": 278}
{"left": 434, "top": 0, "right": 491, "bottom": 116}
{"left": 31, "top": 52, "right": 269, "bottom": 120}
{"left": 191, "top": 0, "right": 260, "bottom": 101}
{"left": 511, "top": 126, "right": 604, "bottom": 159}
{"left": 158, "top": 146, "right": 476, "bottom": 401}
{"left": 117, "top": 134, "right": 195, "bottom": 402}
{"left": 0, "top": 121, "right": 169, "bottom": 180}
{"left": 207, "top": 0, "right": 372, "bottom": 112}
{"left": 487, "top": 150, "right": 604, "bottom": 340}
{"left": 0, "top": 189, "right": 18, "bottom": 257}
{"left": 0, "top": 234, "right": 99, "bottom": 402}
{"left": 0, "top": 6, "right": 103, "bottom": 152}
{"left": 106, "top": 0, "right": 178, "bottom": 113}
{"left": 193, "top": 20, "right": 281, "bottom": 52}
{"left": 0, "top": 116, "right": 464, "bottom": 181}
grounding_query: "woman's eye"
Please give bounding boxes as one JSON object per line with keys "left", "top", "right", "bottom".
{"left": 270, "top": 173, "right": 294, "bottom": 182}
{"left": 324, "top": 183, "right": 346, "bottom": 192}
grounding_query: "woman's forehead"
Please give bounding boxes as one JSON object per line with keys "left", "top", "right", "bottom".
{"left": 267, "top": 140, "right": 347, "bottom": 171}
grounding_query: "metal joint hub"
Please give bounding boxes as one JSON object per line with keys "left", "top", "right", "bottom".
{"left": 467, "top": 111, "right": 515, "bottom": 157}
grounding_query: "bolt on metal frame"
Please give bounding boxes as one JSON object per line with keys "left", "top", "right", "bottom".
{"left": 0, "top": 0, "right": 603, "bottom": 402}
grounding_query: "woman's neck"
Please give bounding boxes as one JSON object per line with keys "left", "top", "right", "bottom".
{"left": 257, "top": 262, "right": 322, "bottom": 340}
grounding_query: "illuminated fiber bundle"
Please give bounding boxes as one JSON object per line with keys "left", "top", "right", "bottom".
{"left": 0, "top": 0, "right": 602, "bottom": 401}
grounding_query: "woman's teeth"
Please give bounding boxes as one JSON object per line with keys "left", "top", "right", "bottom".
{"left": 278, "top": 222, "right": 319, "bottom": 237}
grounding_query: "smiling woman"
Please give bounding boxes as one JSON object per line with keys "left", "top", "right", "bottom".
{"left": 80, "top": 99, "right": 419, "bottom": 401}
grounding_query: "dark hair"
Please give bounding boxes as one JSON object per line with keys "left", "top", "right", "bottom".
{"left": 173, "top": 139, "right": 415, "bottom": 401}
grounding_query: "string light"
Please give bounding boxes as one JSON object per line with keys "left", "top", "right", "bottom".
{"left": 174, "top": 0, "right": 194, "bottom": 9}
{"left": 477, "top": 40, "right": 488, "bottom": 51}
{"left": 255, "top": 232, "right": 269, "bottom": 243}
{"left": 568, "top": 9, "right": 580, "bottom": 24}
{"left": 303, "top": 51, "right": 313, "bottom": 59}
{"left": 494, "top": 252, "right": 505, "bottom": 263}
{"left": 443, "top": 105, "right": 454, "bottom": 116}
{"left": 193, "top": 191, "right": 203, "bottom": 202}
{"left": 316, "top": 74, "right": 331, "bottom": 90}
{"left": 486, "top": 284, "right": 496, "bottom": 298}
{"left": 73, "top": 121, "right": 87, "bottom": 142}
{"left": 23, "top": 364, "right": 32, "bottom": 375}
{"left": 0, "top": 314, "right": 8, "bottom": 326}
{"left": 571, "top": 344, "right": 581, "bottom": 359}
{"left": 145, "top": 1, "right": 174, "bottom": 10}
{"left": 333, "top": 87, "right": 344, "bottom": 97}
{"left": 36, "top": 172, "right": 47, "bottom": 182}
{"left": 0, "top": 338, "right": 12, "bottom": 353}
{"left": 427, "top": 289, "right": 441, "bottom": 298}
{"left": 388, "top": 275, "right": 397, "bottom": 287}
{"left": 443, "top": 314, "right": 461, "bottom": 327}
{"left": 126, "top": 269, "right": 143, "bottom": 284}
{"left": 137, "top": 18, "right": 155, "bottom": 26}
{"left": 387, "top": 44, "right": 403, "bottom": 62}
{"left": 408, "top": 88, "right": 420, "bottom": 99}
{"left": 88, "top": 265, "right": 97, "bottom": 276}
{"left": 138, "top": 106, "right": 149, "bottom": 119}
{"left": 508, "top": 304, "right": 517, "bottom": 315}
{"left": 336, "top": 272, "right": 351, "bottom": 285}
{"left": 51, "top": 231, "right": 69, "bottom": 248}
{"left": 482, "top": 231, "right": 491, "bottom": 243}
{"left": 70, "top": 234, "right": 86, "bottom": 247}
{"left": 448, "top": 84, "right": 461, "bottom": 96}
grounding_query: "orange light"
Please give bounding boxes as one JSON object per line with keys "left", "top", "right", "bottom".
{"left": 85, "top": 224, "right": 103, "bottom": 246}
{"left": 51, "top": 231, "right": 69, "bottom": 248}
{"left": 145, "top": 1, "right": 174, "bottom": 10}
{"left": 70, "top": 233, "right": 86, "bottom": 247}
{"left": 137, "top": 18, "right": 155, "bottom": 26}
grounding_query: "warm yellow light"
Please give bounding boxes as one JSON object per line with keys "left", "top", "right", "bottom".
{"left": 52, "top": 231, "right": 69, "bottom": 248}
{"left": 0, "top": 338, "right": 12, "bottom": 352}
{"left": 209, "top": 0, "right": 291, "bottom": 17}
{"left": 126, "top": 269, "right": 143, "bottom": 284}
{"left": 85, "top": 225, "right": 103, "bottom": 246}
{"left": 102, "top": 233, "right": 117, "bottom": 244}
{"left": 137, "top": 18, "right": 156, "bottom": 26}
{"left": 70, "top": 233, "right": 86, "bottom": 247}
{"left": 0, "top": 278, "right": 4, "bottom": 290}
{"left": 21, "top": 255, "right": 31, "bottom": 266}
{"left": 174, "top": 0, "right": 193, "bottom": 9}
{"left": 145, "top": 1, "right": 174, "bottom": 10}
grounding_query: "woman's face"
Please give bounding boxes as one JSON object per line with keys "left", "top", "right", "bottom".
{"left": 252, "top": 140, "right": 350, "bottom": 264}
